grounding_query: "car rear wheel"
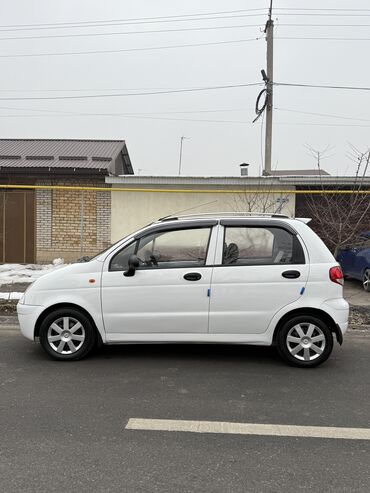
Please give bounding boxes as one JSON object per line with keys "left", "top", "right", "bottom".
{"left": 276, "top": 315, "right": 333, "bottom": 368}
{"left": 39, "top": 308, "right": 96, "bottom": 361}
{"left": 363, "top": 269, "right": 370, "bottom": 292}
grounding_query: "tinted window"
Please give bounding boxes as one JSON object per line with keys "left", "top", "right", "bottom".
{"left": 110, "top": 227, "right": 211, "bottom": 271}
{"left": 136, "top": 228, "right": 211, "bottom": 269}
{"left": 223, "top": 227, "right": 305, "bottom": 265}
{"left": 110, "top": 242, "right": 136, "bottom": 271}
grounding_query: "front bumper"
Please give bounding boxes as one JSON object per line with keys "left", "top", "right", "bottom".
{"left": 17, "top": 303, "right": 45, "bottom": 341}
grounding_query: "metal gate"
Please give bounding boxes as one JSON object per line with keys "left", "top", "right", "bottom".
{"left": 0, "top": 190, "right": 35, "bottom": 263}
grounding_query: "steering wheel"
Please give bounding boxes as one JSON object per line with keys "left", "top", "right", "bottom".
{"left": 144, "top": 250, "right": 158, "bottom": 266}
{"left": 149, "top": 255, "right": 158, "bottom": 266}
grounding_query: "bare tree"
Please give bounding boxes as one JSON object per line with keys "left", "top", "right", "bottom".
{"left": 230, "top": 176, "right": 291, "bottom": 215}
{"left": 304, "top": 144, "right": 370, "bottom": 256}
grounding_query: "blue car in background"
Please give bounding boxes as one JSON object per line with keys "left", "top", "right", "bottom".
{"left": 337, "top": 232, "right": 370, "bottom": 292}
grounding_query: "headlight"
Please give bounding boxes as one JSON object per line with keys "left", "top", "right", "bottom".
{"left": 18, "top": 294, "right": 25, "bottom": 304}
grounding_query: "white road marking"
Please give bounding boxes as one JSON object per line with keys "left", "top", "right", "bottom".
{"left": 126, "top": 418, "right": 370, "bottom": 440}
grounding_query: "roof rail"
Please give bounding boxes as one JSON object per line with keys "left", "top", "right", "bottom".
{"left": 158, "top": 211, "right": 291, "bottom": 222}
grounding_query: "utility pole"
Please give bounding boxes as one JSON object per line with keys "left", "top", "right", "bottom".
{"left": 178, "top": 136, "right": 188, "bottom": 175}
{"left": 264, "top": 0, "right": 274, "bottom": 175}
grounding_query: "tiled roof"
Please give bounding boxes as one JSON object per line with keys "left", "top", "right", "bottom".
{"left": 0, "top": 139, "right": 133, "bottom": 174}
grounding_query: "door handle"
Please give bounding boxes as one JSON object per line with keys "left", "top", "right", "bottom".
{"left": 184, "top": 272, "right": 202, "bottom": 281}
{"left": 282, "top": 270, "right": 301, "bottom": 279}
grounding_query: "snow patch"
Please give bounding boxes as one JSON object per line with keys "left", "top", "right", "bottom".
{"left": 52, "top": 258, "right": 65, "bottom": 266}
{"left": 0, "top": 263, "right": 67, "bottom": 285}
{"left": 0, "top": 292, "right": 23, "bottom": 300}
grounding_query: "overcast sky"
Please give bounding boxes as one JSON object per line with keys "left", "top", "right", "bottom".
{"left": 1, "top": 0, "right": 370, "bottom": 177}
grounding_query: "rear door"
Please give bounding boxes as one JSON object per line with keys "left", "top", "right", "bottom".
{"left": 209, "top": 221, "right": 309, "bottom": 335}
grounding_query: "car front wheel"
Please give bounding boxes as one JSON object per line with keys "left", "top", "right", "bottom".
{"left": 39, "top": 308, "right": 96, "bottom": 361}
{"left": 276, "top": 315, "right": 333, "bottom": 368}
{"left": 363, "top": 269, "right": 370, "bottom": 292}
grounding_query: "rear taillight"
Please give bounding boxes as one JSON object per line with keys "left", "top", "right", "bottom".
{"left": 329, "top": 266, "right": 344, "bottom": 285}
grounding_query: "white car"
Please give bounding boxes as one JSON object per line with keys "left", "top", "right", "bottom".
{"left": 17, "top": 213, "right": 349, "bottom": 367}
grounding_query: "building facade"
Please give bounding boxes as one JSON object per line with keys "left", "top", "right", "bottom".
{"left": 106, "top": 175, "right": 370, "bottom": 254}
{"left": 0, "top": 139, "right": 133, "bottom": 263}
{"left": 106, "top": 176, "right": 296, "bottom": 242}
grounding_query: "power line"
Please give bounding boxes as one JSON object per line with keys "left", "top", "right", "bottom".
{"left": 275, "top": 107, "right": 370, "bottom": 123}
{"left": 0, "top": 13, "right": 268, "bottom": 33}
{"left": 276, "top": 8, "right": 370, "bottom": 12}
{"left": 276, "top": 36, "right": 370, "bottom": 41}
{"left": 0, "top": 82, "right": 262, "bottom": 101}
{"left": 0, "top": 8, "right": 267, "bottom": 28}
{"left": 2, "top": 102, "right": 370, "bottom": 127}
{"left": 0, "top": 24, "right": 265, "bottom": 42}
{"left": 1, "top": 112, "right": 370, "bottom": 128}
{"left": 0, "top": 37, "right": 261, "bottom": 58}
{"left": 274, "top": 12, "right": 370, "bottom": 17}
{"left": 3, "top": 104, "right": 370, "bottom": 124}
{"left": 0, "top": 81, "right": 367, "bottom": 100}
{"left": 0, "top": 87, "right": 182, "bottom": 93}
{"left": 0, "top": 104, "right": 253, "bottom": 115}
{"left": 275, "top": 82, "right": 370, "bottom": 91}
{"left": 276, "top": 122, "right": 370, "bottom": 127}
{"left": 0, "top": 112, "right": 254, "bottom": 123}
{"left": 278, "top": 23, "right": 370, "bottom": 27}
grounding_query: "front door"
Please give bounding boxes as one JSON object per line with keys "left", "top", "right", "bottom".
{"left": 101, "top": 225, "right": 215, "bottom": 336}
{"left": 209, "top": 223, "right": 309, "bottom": 334}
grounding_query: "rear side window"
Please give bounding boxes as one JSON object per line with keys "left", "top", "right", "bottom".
{"left": 223, "top": 226, "right": 305, "bottom": 266}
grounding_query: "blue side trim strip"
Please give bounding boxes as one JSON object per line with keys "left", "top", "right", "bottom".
{"left": 207, "top": 288, "right": 211, "bottom": 297}
{"left": 300, "top": 287, "right": 305, "bottom": 295}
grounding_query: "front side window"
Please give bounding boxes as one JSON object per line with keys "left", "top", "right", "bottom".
{"left": 110, "top": 227, "right": 211, "bottom": 271}
{"left": 223, "top": 226, "right": 305, "bottom": 265}
{"left": 109, "top": 241, "right": 136, "bottom": 271}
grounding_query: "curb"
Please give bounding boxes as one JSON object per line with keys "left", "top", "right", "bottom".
{"left": 0, "top": 325, "right": 19, "bottom": 331}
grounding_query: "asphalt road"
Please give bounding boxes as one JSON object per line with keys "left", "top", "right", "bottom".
{"left": 1, "top": 330, "right": 370, "bottom": 493}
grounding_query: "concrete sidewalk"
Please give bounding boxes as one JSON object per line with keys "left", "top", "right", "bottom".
{"left": 344, "top": 280, "right": 370, "bottom": 307}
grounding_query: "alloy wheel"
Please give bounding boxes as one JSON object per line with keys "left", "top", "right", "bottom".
{"left": 363, "top": 269, "right": 370, "bottom": 292}
{"left": 47, "top": 316, "right": 86, "bottom": 355}
{"left": 286, "top": 323, "right": 326, "bottom": 362}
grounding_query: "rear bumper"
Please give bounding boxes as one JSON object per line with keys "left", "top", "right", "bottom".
{"left": 320, "top": 298, "right": 349, "bottom": 340}
{"left": 335, "top": 322, "right": 348, "bottom": 345}
{"left": 17, "top": 303, "right": 45, "bottom": 341}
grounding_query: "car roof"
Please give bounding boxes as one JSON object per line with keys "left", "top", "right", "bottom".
{"left": 132, "top": 213, "right": 310, "bottom": 238}
{"left": 157, "top": 212, "right": 291, "bottom": 222}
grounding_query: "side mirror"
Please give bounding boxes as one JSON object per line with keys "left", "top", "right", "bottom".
{"left": 124, "top": 254, "right": 140, "bottom": 277}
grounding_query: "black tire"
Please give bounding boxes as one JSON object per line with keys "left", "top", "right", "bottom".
{"left": 276, "top": 315, "right": 333, "bottom": 368}
{"left": 39, "top": 307, "right": 97, "bottom": 361}
{"left": 363, "top": 269, "right": 370, "bottom": 292}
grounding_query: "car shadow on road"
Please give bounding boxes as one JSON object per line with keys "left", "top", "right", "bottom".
{"left": 96, "top": 342, "right": 285, "bottom": 368}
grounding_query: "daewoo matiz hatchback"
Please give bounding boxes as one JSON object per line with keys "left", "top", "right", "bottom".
{"left": 17, "top": 213, "right": 349, "bottom": 367}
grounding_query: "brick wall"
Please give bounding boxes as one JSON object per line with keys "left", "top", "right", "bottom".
{"left": 36, "top": 179, "right": 111, "bottom": 263}
{"left": 97, "top": 191, "right": 111, "bottom": 250}
{"left": 36, "top": 188, "right": 52, "bottom": 249}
